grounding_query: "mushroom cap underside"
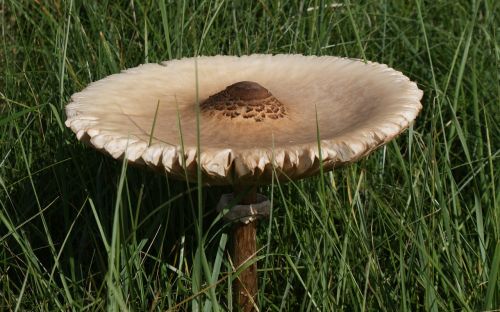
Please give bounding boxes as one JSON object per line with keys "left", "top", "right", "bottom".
{"left": 65, "top": 54, "right": 423, "bottom": 185}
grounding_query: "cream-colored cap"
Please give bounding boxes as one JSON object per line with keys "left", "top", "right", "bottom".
{"left": 65, "top": 54, "right": 423, "bottom": 185}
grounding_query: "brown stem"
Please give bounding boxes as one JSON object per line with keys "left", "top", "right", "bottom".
{"left": 231, "top": 185, "right": 258, "bottom": 312}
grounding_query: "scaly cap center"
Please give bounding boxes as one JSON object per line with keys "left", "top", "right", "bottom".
{"left": 201, "top": 81, "right": 286, "bottom": 122}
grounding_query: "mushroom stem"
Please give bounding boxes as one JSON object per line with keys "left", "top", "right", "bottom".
{"left": 231, "top": 185, "right": 259, "bottom": 312}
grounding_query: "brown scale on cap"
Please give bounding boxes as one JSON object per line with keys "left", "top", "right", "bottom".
{"left": 201, "top": 81, "right": 287, "bottom": 122}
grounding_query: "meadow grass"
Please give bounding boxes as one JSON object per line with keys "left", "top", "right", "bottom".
{"left": 1, "top": 0, "right": 499, "bottom": 311}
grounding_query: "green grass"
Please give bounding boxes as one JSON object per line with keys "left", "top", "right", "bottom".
{"left": 1, "top": 0, "right": 499, "bottom": 310}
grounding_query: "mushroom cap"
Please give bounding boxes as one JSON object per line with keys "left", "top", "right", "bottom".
{"left": 65, "top": 54, "right": 423, "bottom": 185}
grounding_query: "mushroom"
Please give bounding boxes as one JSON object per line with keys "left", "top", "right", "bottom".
{"left": 65, "top": 54, "right": 423, "bottom": 310}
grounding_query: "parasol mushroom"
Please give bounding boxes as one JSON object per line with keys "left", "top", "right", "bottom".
{"left": 65, "top": 54, "right": 422, "bottom": 311}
